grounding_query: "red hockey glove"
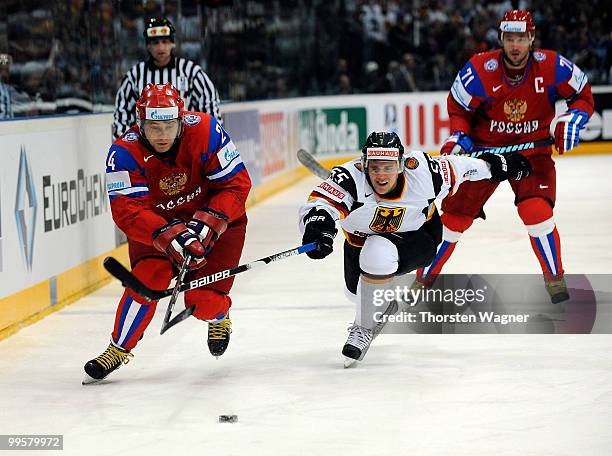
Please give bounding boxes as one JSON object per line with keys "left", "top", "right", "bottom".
{"left": 440, "top": 131, "right": 474, "bottom": 155}
{"left": 187, "top": 209, "right": 228, "bottom": 256}
{"left": 152, "top": 220, "right": 207, "bottom": 269}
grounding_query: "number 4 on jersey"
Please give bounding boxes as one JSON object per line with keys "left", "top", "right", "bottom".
{"left": 107, "top": 150, "right": 117, "bottom": 171}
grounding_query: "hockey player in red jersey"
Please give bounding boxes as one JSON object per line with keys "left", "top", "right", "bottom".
{"left": 83, "top": 83, "right": 251, "bottom": 384}
{"left": 415, "top": 10, "right": 594, "bottom": 303}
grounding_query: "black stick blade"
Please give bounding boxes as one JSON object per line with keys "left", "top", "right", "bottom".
{"left": 160, "top": 305, "right": 195, "bottom": 334}
{"left": 297, "top": 149, "right": 330, "bottom": 179}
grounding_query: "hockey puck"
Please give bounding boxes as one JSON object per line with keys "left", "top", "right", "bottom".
{"left": 218, "top": 414, "right": 238, "bottom": 423}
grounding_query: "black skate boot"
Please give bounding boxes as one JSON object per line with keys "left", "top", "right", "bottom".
{"left": 342, "top": 324, "right": 373, "bottom": 368}
{"left": 207, "top": 316, "right": 232, "bottom": 357}
{"left": 83, "top": 343, "right": 133, "bottom": 385}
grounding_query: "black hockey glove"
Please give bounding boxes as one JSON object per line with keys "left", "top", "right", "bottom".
{"left": 302, "top": 208, "right": 337, "bottom": 260}
{"left": 479, "top": 152, "right": 532, "bottom": 182}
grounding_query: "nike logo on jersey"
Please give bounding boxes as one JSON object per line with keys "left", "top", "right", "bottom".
{"left": 365, "top": 192, "right": 373, "bottom": 198}
{"left": 492, "top": 85, "right": 502, "bottom": 92}
{"left": 144, "top": 155, "right": 154, "bottom": 162}
{"left": 539, "top": 184, "right": 549, "bottom": 189}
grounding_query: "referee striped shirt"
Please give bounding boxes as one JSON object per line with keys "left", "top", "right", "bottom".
{"left": 113, "top": 55, "right": 221, "bottom": 138}
{"left": 0, "top": 82, "right": 12, "bottom": 119}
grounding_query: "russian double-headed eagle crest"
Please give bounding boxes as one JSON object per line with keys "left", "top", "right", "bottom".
{"left": 504, "top": 99, "right": 528, "bottom": 122}
{"left": 159, "top": 172, "right": 188, "bottom": 196}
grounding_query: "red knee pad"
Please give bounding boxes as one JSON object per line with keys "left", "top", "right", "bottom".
{"left": 517, "top": 198, "right": 553, "bottom": 225}
{"left": 130, "top": 258, "right": 174, "bottom": 304}
{"left": 441, "top": 212, "right": 474, "bottom": 233}
{"left": 185, "top": 288, "right": 232, "bottom": 321}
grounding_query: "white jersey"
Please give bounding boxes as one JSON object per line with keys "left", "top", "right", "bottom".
{"left": 299, "top": 150, "right": 492, "bottom": 245}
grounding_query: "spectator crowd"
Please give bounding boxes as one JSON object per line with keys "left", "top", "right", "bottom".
{"left": 0, "top": 0, "right": 610, "bottom": 118}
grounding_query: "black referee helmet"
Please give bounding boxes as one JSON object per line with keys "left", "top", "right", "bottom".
{"left": 144, "top": 17, "right": 176, "bottom": 43}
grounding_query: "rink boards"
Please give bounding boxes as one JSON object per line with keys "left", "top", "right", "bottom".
{"left": 1, "top": 88, "right": 611, "bottom": 339}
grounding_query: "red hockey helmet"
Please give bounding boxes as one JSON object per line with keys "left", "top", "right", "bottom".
{"left": 499, "top": 10, "right": 536, "bottom": 34}
{"left": 136, "top": 83, "right": 185, "bottom": 145}
{"left": 136, "top": 82, "right": 184, "bottom": 122}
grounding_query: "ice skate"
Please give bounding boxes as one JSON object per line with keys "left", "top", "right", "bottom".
{"left": 342, "top": 324, "right": 373, "bottom": 368}
{"left": 545, "top": 276, "right": 570, "bottom": 304}
{"left": 208, "top": 315, "right": 232, "bottom": 358}
{"left": 83, "top": 343, "right": 133, "bottom": 385}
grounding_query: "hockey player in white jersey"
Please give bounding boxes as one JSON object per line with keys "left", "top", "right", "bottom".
{"left": 298, "top": 132, "right": 531, "bottom": 366}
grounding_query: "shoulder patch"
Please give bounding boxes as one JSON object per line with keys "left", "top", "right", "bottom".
{"left": 438, "top": 159, "right": 452, "bottom": 187}
{"left": 222, "top": 142, "right": 240, "bottom": 164}
{"left": 123, "top": 131, "right": 139, "bottom": 142}
{"left": 405, "top": 157, "right": 419, "bottom": 169}
{"left": 484, "top": 58, "right": 498, "bottom": 72}
{"left": 183, "top": 114, "right": 202, "bottom": 126}
{"left": 106, "top": 171, "right": 131, "bottom": 193}
{"left": 533, "top": 51, "right": 546, "bottom": 62}
{"left": 316, "top": 181, "right": 346, "bottom": 202}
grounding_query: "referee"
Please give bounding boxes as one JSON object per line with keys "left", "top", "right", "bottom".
{"left": 112, "top": 17, "right": 221, "bottom": 139}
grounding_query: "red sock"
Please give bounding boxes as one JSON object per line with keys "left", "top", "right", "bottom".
{"left": 111, "top": 258, "right": 173, "bottom": 350}
{"left": 518, "top": 199, "right": 564, "bottom": 281}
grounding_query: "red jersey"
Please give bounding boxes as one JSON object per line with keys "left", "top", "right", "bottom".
{"left": 105, "top": 111, "right": 251, "bottom": 245}
{"left": 448, "top": 49, "right": 594, "bottom": 155}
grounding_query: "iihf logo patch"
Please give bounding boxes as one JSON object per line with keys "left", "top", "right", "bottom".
{"left": 123, "top": 131, "right": 139, "bottom": 142}
{"left": 484, "top": 58, "right": 498, "bottom": 72}
{"left": 533, "top": 51, "right": 546, "bottom": 62}
{"left": 404, "top": 157, "right": 419, "bottom": 170}
{"left": 183, "top": 114, "right": 201, "bottom": 126}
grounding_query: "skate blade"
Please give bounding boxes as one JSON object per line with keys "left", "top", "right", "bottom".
{"left": 82, "top": 374, "right": 104, "bottom": 385}
{"left": 343, "top": 357, "right": 358, "bottom": 368}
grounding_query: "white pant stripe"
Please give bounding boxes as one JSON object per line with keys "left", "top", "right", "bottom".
{"left": 538, "top": 235, "right": 557, "bottom": 276}
{"left": 118, "top": 300, "right": 144, "bottom": 347}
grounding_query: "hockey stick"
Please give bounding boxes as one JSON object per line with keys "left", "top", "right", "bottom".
{"left": 297, "top": 149, "right": 331, "bottom": 179}
{"left": 467, "top": 138, "right": 554, "bottom": 158}
{"left": 160, "top": 254, "right": 194, "bottom": 334}
{"left": 103, "top": 242, "right": 317, "bottom": 302}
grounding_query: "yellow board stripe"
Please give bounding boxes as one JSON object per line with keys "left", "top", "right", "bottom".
{"left": 0, "top": 244, "right": 129, "bottom": 341}
{"left": 0, "top": 281, "right": 50, "bottom": 337}
{"left": 564, "top": 142, "right": 612, "bottom": 155}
